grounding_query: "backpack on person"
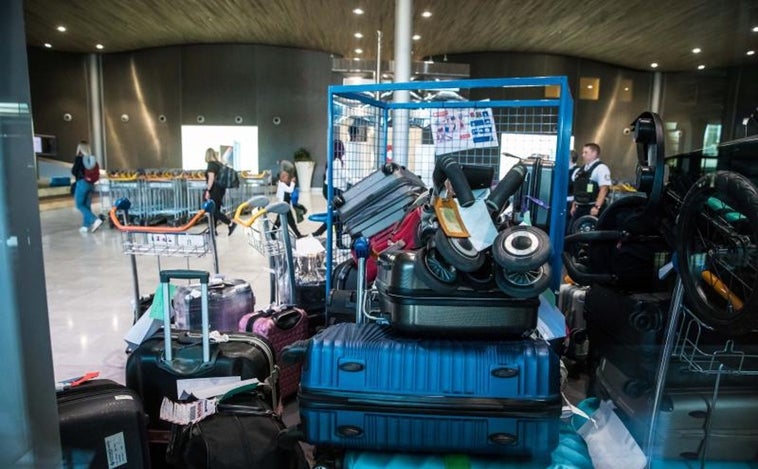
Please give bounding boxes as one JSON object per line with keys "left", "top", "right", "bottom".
{"left": 83, "top": 155, "right": 100, "bottom": 183}
{"left": 216, "top": 164, "right": 240, "bottom": 189}
{"left": 573, "top": 161, "right": 602, "bottom": 205}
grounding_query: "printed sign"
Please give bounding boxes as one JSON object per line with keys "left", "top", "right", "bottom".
{"left": 431, "top": 108, "right": 499, "bottom": 155}
{"left": 105, "top": 432, "right": 127, "bottom": 468}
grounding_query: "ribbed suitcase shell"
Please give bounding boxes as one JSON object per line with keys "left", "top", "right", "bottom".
{"left": 337, "top": 165, "right": 425, "bottom": 219}
{"left": 375, "top": 251, "right": 538, "bottom": 337}
{"left": 298, "top": 323, "right": 560, "bottom": 455}
{"left": 58, "top": 379, "right": 150, "bottom": 469}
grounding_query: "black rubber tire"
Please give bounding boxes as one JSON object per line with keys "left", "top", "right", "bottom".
{"left": 413, "top": 246, "right": 459, "bottom": 294}
{"left": 675, "top": 171, "right": 758, "bottom": 336}
{"left": 570, "top": 215, "right": 597, "bottom": 234}
{"left": 461, "top": 257, "right": 497, "bottom": 291}
{"left": 433, "top": 230, "right": 485, "bottom": 273}
{"left": 492, "top": 225, "right": 551, "bottom": 273}
{"left": 495, "top": 263, "right": 552, "bottom": 299}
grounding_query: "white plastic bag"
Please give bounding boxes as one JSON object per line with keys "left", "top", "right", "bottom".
{"left": 576, "top": 400, "right": 646, "bottom": 469}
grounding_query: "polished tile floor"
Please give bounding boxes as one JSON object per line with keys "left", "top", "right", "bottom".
{"left": 42, "top": 190, "right": 327, "bottom": 385}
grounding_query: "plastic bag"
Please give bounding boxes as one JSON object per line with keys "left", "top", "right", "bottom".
{"left": 576, "top": 399, "right": 646, "bottom": 469}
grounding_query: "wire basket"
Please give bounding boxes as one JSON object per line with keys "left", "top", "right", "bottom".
{"left": 246, "top": 216, "right": 295, "bottom": 257}
{"left": 673, "top": 305, "right": 758, "bottom": 376}
{"left": 120, "top": 229, "right": 213, "bottom": 257}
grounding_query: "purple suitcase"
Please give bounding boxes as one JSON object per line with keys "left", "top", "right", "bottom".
{"left": 173, "top": 278, "right": 254, "bottom": 332}
{"left": 287, "top": 322, "right": 561, "bottom": 456}
{"left": 238, "top": 306, "right": 308, "bottom": 402}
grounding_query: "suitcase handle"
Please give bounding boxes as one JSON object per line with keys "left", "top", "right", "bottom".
{"left": 486, "top": 163, "right": 528, "bottom": 216}
{"left": 160, "top": 270, "right": 211, "bottom": 363}
{"left": 432, "top": 155, "right": 476, "bottom": 208}
{"left": 273, "top": 309, "right": 303, "bottom": 330}
{"left": 279, "top": 340, "right": 309, "bottom": 367}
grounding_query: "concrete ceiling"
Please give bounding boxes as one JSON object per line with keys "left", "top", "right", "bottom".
{"left": 23, "top": 0, "right": 758, "bottom": 71}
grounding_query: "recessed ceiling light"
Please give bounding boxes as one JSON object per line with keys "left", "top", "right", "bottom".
{"left": 697, "top": 64, "right": 705, "bottom": 70}
{"left": 692, "top": 47, "right": 701, "bottom": 54}
{"left": 412, "top": 34, "right": 421, "bottom": 41}
{"left": 624, "top": 87, "right": 629, "bottom": 91}
{"left": 753, "top": 26, "right": 758, "bottom": 32}
{"left": 353, "top": 8, "right": 364, "bottom": 15}
{"left": 355, "top": 48, "right": 363, "bottom": 54}
{"left": 354, "top": 32, "right": 363, "bottom": 38}
{"left": 353, "top": 57, "right": 360, "bottom": 61}
{"left": 56, "top": 25, "right": 66, "bottom": 32}
{"left": 44, "top": 43, "right": 52, "bottom": 48}
{"left": 422, "top": 11, "right": 432, "bottom": 18}
{"left": 747, "top": 50, "right": 756, "bottom": 56}
{"left": 95, "top": 44, "right": 104, "bottom": 50}
{"left": 587, "top": 85, "right": 593, "bottom": 89}
{"left": 650, "top": 62, "right": 659, "bottom": 68}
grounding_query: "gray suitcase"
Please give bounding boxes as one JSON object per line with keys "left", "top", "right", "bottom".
{"left": 595, "top": 357, "right": 758, "bottom": 461}
{"left": 337, "top": 164, "right": 426, "bottom": 220}
{"left": 374, "top": 251, "right": 538, "bottom": 337}
{"left": 343, "top": 189, "right": 425, "bottom": 238}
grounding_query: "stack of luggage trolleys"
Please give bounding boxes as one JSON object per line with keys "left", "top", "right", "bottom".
{"left": 285, "top": 158, "right": 563, "bottom": 466}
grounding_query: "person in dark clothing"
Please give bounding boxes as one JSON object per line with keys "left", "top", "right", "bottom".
{"left": 312, "top": 140, "right": 350, "bottom": 237}
{"left": 204, "top": 147, "right": 237, "bottom": 236}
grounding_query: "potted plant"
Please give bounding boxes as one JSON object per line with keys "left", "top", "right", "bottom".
{"left": 293, "top": 147, "right": 315, "bottom": 191}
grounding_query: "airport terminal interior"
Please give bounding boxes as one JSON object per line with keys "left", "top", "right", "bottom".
{"left": 2, "top": 0, "right": 758, "bottom": 467}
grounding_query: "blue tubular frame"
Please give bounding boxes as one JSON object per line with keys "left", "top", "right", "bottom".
{"left": 324, "top": 76, "right": 574, "bottom": 301}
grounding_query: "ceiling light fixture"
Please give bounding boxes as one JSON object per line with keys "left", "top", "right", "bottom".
{"left": 353, "top": 8, "right": 364, "bottom": 15}
{"left": 355, "top": 48, "right": 363, "bottom": 54}
{"left": 44, "top": 43, "right": 52, "bottom": 48}
{"left": 422, "top": 11, "right": 432, "bottom": 18}
{"left": 412, "top": 34, "right": 421, "bottom": 40}
{"left": 697, "top": 64, "right": 705, "bottom": 70}
{"left": 624, "top": 87, "right": 629, "bottom": 91}
{"left": 353, "top": 57, "right": 360, "bottom": 61}
{"left": 650, "top": 62, "right": 659, "bottom": 68}
{"left": 56, "top": 25, "right": 66, "bottom": 32}
{"left": 354, "top": 32, "right": 363, "bottom": 38}
{"left": 747, "top": 50, "right": 756, "bottom": 56}
{"left": 95, "top": 44, "right": 104, "bottom": 50}
{"left": 692, "top": 47, "right": 701, "bottom": 54}
{"left": 587, "top": 85, "right": 593, "bottom": 89}
{"left": 753, "top": 26, "right": 758, "bottom": 32}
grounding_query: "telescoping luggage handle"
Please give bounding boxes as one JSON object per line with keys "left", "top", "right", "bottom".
{"left": 160, "top": 269, "right": 210, "bottom": 363}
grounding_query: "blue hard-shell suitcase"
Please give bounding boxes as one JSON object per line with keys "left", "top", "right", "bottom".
{"left": 291, "top": 322, "right": 561, "bottom": 456}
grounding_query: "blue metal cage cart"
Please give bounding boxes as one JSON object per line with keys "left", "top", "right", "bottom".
{"left": 324, "top": 77, "right": 574, "bottom": 303}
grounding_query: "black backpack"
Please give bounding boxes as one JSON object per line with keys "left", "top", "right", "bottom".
{"left": 216, "top": 164, "right": 240, "bottom": 189}
{"left": 573, "top": 161, "right": 602, "bottom": 204}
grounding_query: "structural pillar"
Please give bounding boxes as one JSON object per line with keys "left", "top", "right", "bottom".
{"left": 87, "top": 53, "right": 106, "bottom": 166}
{"left": 392, "top": 0, "right": 412, "bottom": 166}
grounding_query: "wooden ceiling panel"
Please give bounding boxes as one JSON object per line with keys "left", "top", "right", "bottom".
{"left": 23, "top": 0, "right": 758, "bottom": 71}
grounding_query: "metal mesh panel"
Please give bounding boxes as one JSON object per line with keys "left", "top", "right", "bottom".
{"left": 326, "top": 78, "right": 573, "bottom": 294}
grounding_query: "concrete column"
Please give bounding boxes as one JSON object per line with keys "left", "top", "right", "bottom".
{"left": 392, "top": 0, "right": 412, "bottom": 166}
{"left": 87, "top": 54, "right": 106, "bottom": 166}
{"left": 650, "top": 71, "right": 663, "bottom": 114}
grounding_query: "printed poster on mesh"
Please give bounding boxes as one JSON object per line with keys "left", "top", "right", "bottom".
{"left": 431, "top": 107, "right": 498, "bottom": 155}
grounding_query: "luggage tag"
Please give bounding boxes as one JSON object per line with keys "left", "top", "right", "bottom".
{"left": 434, "top": 197, "right": 469, "bottom": 238}
{"left": 55, "top": 371, "right": 100, "bottom": 391}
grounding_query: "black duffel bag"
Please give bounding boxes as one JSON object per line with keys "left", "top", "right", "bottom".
{"left": 166, "top": 389, "right": 308, "bottom": 469}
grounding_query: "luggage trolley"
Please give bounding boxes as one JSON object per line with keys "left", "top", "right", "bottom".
{"left": 233, "top": 196, "right": 297, "bottom": 306}
{"left": 109, "top": 197, "right": 219, "bottom": 324}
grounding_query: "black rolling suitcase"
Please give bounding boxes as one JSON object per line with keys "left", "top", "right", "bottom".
{"left": 57, "top": 379, "right": 150, "bottom": 468}
{"left": 375, "top": 250, "right": 538, "bottom": 337}
{"left": 584, "top": 284, "right": 670, "bottom": 383}
{"left": 126, "top": 270, "right": 277, "bottom": 436}
{"left": 595, "top": 357, "right": 758, "bottom": 461}
{"left": 512, "top": 157, "right": 554, "bottom": 230}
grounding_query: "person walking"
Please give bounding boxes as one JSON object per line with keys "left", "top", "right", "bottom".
{"left": 71, "top": 141, "right": 103, "bottom": 233}
{"left": 204, "top": 148, "right": 237, "bottom": 236}
{"left": 275, "top": 168, "right": 305, "bottom": 238}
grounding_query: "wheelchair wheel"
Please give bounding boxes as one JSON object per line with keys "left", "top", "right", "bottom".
{"left": 675, "top": 171, "right": 758, "bottom": 336}
{"left": 492, "top": 225, "right": 551, "bottom": 273}
{"left": 495, "top": 263, "right": 552, "bottom": 299}
{"left": 414, "top": 246, "right": 459, "bottom": 294}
